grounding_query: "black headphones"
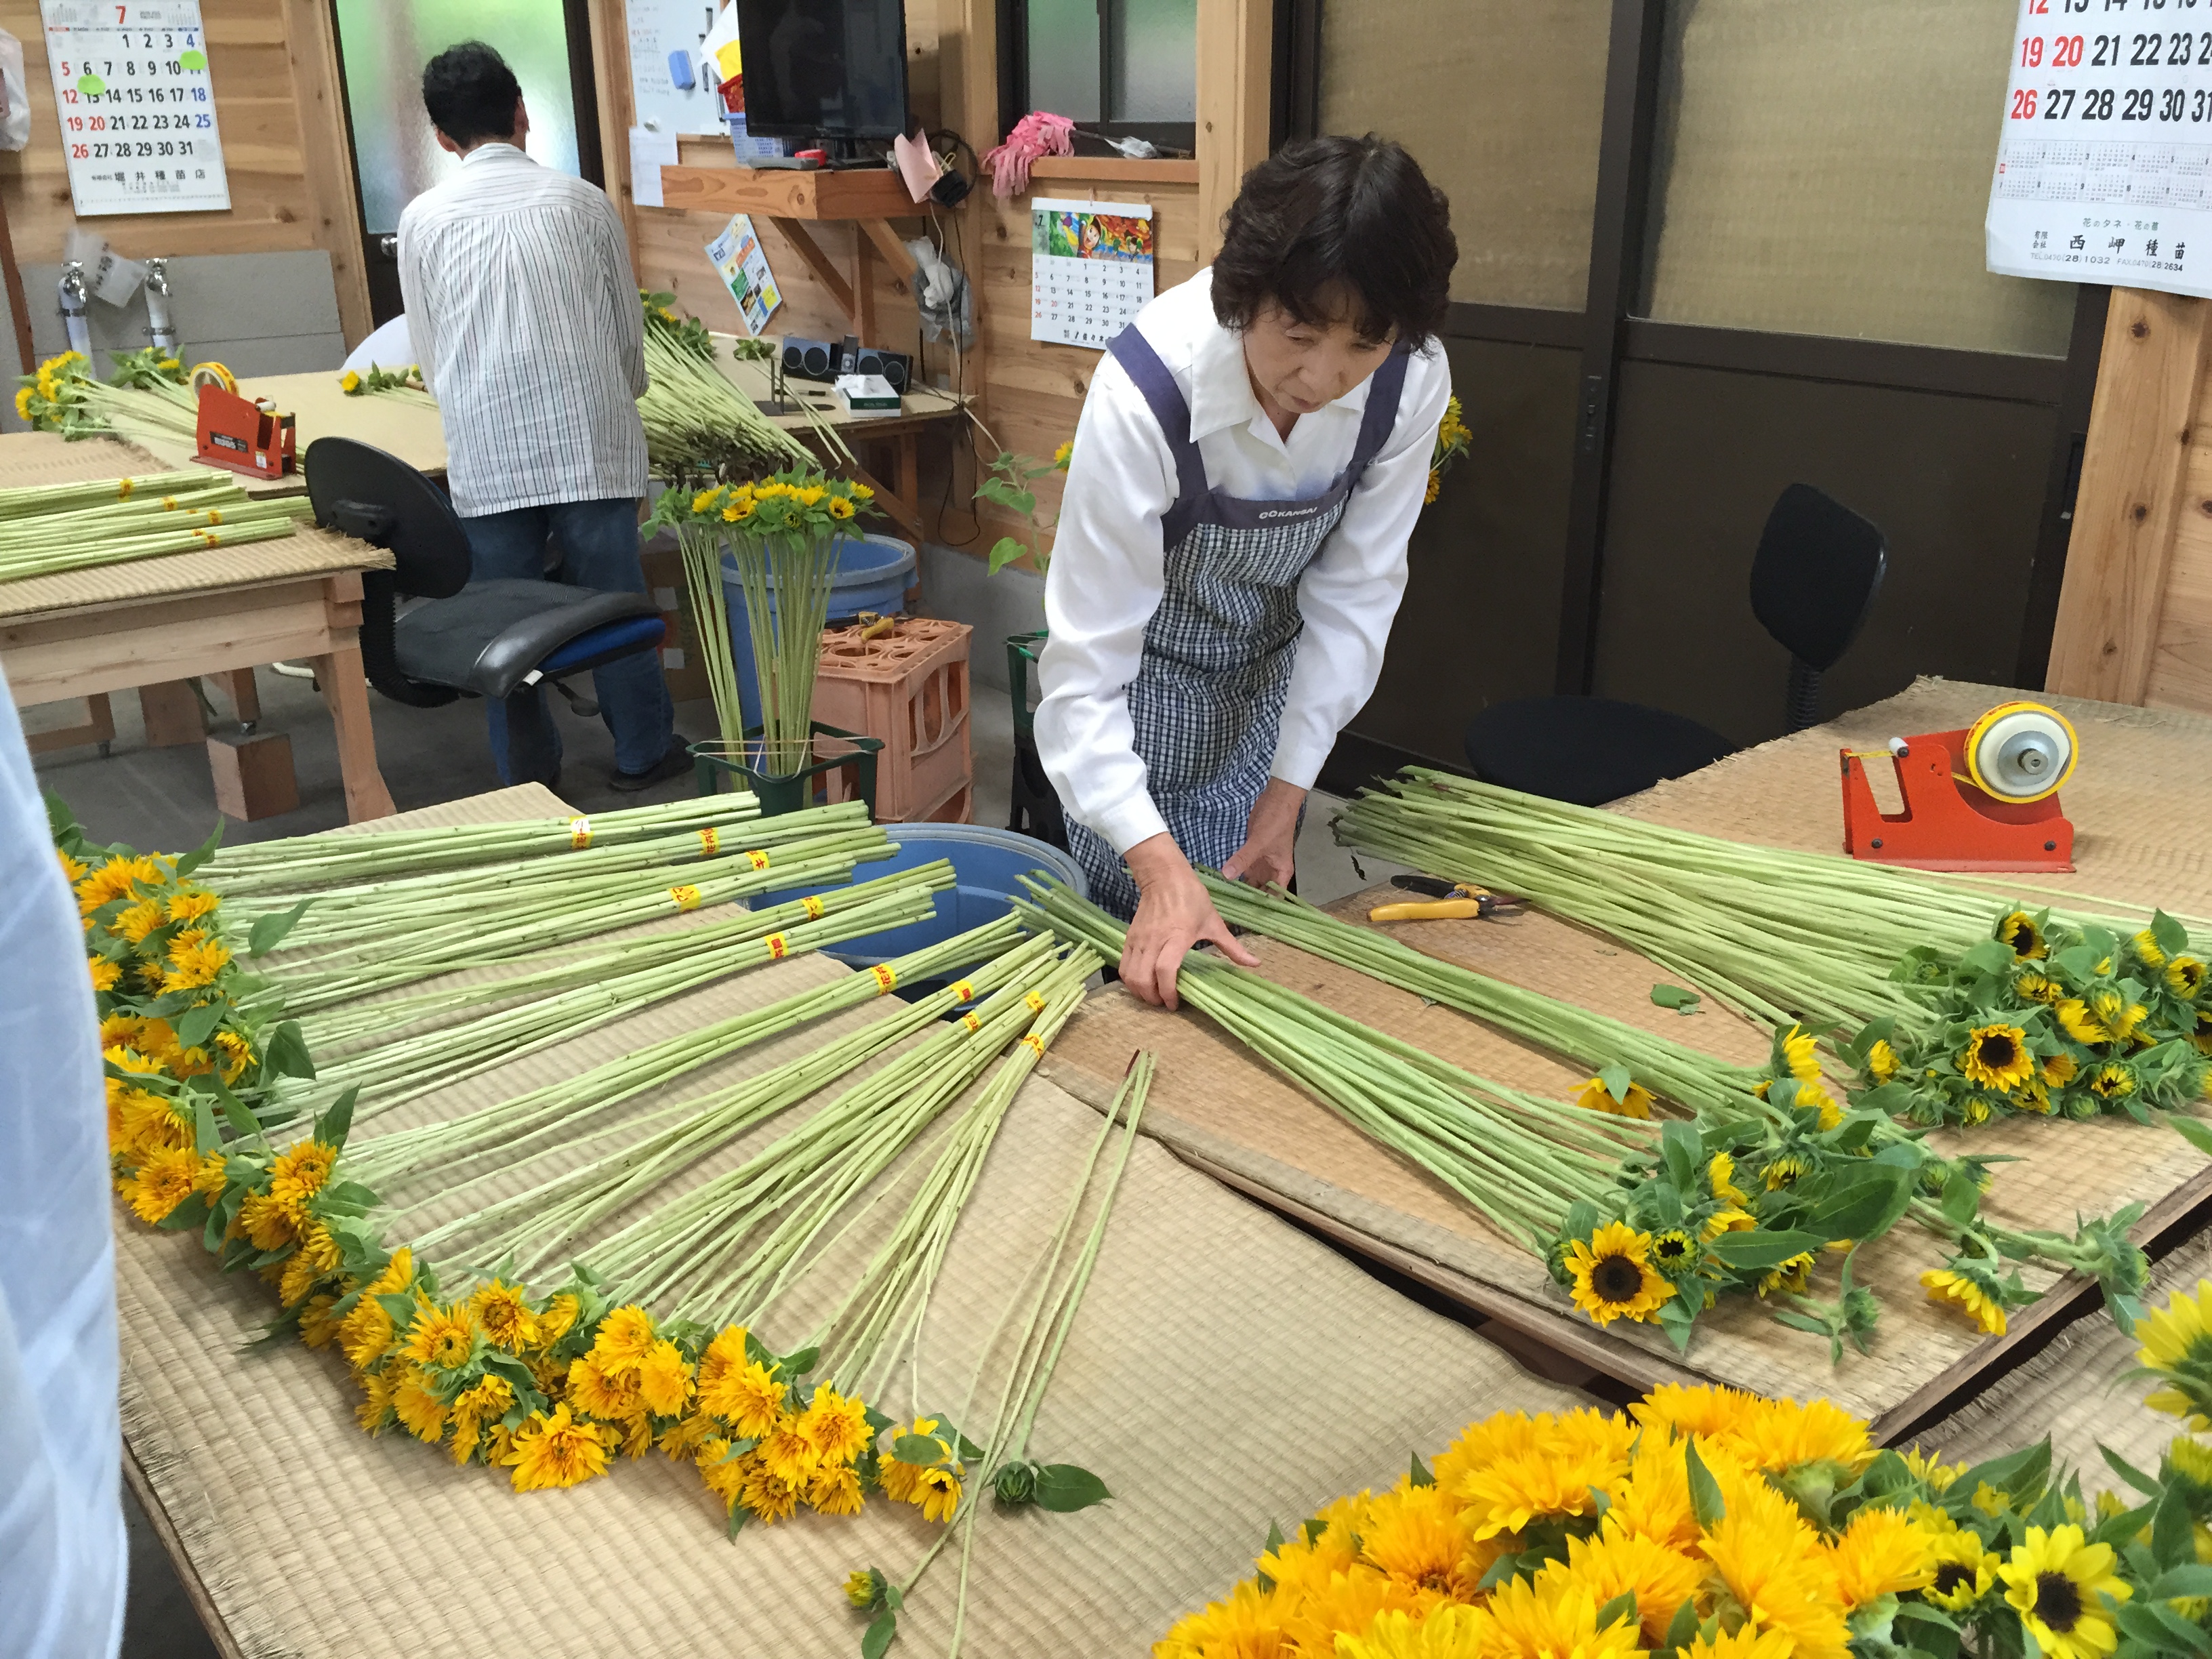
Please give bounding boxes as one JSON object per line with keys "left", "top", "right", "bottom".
{"left": 927, "top": 129, "right": 977, "bottom": 209}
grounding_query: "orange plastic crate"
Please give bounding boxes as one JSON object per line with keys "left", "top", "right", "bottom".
{"left": 812, "top": 617, "right": 974, "bottom": 823}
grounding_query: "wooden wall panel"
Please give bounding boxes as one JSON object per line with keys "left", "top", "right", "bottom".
{"left": 0, "top": 0, "right": 370, "bottom": 344}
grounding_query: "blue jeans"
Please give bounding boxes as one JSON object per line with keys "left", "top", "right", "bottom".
{"left": 459, "top": 498, "right": 674, "bottom": 781}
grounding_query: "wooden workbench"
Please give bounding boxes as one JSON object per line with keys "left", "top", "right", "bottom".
{"left": 1037, "top": 678, "right": 2212, "bottom": 1441}
{"left": 0, "top": 433, "right": 396, "bottom": 821}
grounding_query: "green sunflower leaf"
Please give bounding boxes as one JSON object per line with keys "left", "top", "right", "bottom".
{"left": 2154, "top": 1481, "right": 2196, "bottom": 1571}
{"left": 247, "top": 897, "right": 314, "bottom": 958}
{"left": 1685, "top": 1440, "right": 1725, "bottom": 1528}
{"left": 1650, "top": 983, "right": 1701, "bottom": 1012}
{"left": 173, "top": 818, "right": 225, "bottom": 878}
{"left": 1596, "top": 1593, "right": 1639, "bottom": 1634}
{"left": 1031, "top": 1464, "right": 1111, "bottom": 1513}
{"left": 1410, "top": 1452, "right": 1433, "bottom": 1488}
{"left": 2150, "top": 1565, "right": 2212, "bottom": 1602}
{"left": 1710, "top": 1229, "right": 1823, "bottom": 1270}
{"left": 2153, "top": 910, "right": 2191, "bottom": 960}
{"left": 2100, "top": 1443, "right": 2164, "bottom": 1498}
{"left": 1664, "top": 1599, "right": 1701, "bottom": 1652}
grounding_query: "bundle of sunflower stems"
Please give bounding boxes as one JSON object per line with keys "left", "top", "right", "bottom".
{"left": 1024, "top": 878, "right": 2151, "bottom": 1356}
{"left": 83, "top": 792, "right": 1136, "bottom": 1606}
{"left": 20, "top": 346, "right": 205, "bottom": 447}
{"left": 0, "top": 470, "right": 312, "bottom": 584}
{"left": 638, "top": 293, "right": 843, "bottom": 474}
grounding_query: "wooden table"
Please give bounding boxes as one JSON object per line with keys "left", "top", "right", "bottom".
{"left": 0, "top": 434, "right": 396, "bottom": 822}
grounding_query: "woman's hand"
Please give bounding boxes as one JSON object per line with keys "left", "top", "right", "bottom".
{"left": 1223, "top": 779, "right": 1305, "bottom": 891}
{"left": 1120, "top": 834, "right": 1258, "bottom": 1010}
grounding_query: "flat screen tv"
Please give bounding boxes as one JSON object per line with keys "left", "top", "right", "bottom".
{"left": 735, "top": 0, "right": 909, "bottom": 141}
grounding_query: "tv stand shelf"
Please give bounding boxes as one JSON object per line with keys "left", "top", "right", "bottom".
{"left": 653, "top": 164, "right": 920, "bottom": 339}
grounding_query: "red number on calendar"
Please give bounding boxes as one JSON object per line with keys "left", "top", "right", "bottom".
{"left": 2012, "top": 87, "right": 2042, "bottom": 118}
{"left": 2030, "top": 0, "right": 2049, "bottom": 12}
{"left": 2023, "top": 35, "right": 2047, "bottom": 64}
{"left": 2055, "top": 33, "right": 2085, "bottom": 63}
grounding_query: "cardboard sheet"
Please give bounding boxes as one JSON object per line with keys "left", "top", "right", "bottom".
{"left": 119, "top": 787, "right": 1595, "bottom": 1657}
{"left": 1039, "top": 680, "right": 2212, "bottom": 1437}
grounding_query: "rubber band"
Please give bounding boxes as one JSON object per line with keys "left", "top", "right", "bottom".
{"left": 746, "top": 849, "right": 772, "bottom": 870}
{"left": 1021, "top": 1033, "right": 1047, "bottom": 1057}
{"left": 205, "top": 508, "right": 222, "bottom": 525}
{"left": 949, "top": 979, "right": 975, "bottom": 1003}
{"left": 764, "top": 931, "right": 789, "bottom": 960}
{"left": 698, "top": 826, "right": 720, "bottom": 855}
{"left": 669, "top": 884, "right": 701, "bottom": 911}
{"left": 160, "top": 495, "right": 178, "bottom": 510}
{"left": 117, "top": 478, "right": 134, "bottom": 499}
{"left": 568, "top": 815, "right": 592, "bottom": 849}
{"left": 871, "top": 964, "right": 898, "bottom": 994}
{"left": 802, "top": 895, "right": 825, "bottom": 919}
{"left": 1024, "top": 991, "right": 1047, "bottom": 1013}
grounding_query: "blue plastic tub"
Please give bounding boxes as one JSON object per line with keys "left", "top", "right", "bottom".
{"left": 757, "top": 822, "right": 1086, "bottom": 974}
{"left": 721, "top": 533, "right": 917, "bottom": 727}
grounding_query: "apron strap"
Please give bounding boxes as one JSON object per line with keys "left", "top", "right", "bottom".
{"left": 1347, "top": 343, "right": 1416, "bottom": 483}
{"left": 1108, "top": 324, "right": 1208, "bottom": 548}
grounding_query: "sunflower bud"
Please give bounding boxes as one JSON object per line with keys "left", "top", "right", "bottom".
{"left": 992, "top": 1459, "right": 1037, "bottom": 1505}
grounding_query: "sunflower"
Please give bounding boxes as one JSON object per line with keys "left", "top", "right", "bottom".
{"left": 391, "top": 1367, "right": 448, "bottom": 1443}
{"left": 1709, "top": 1152, "right": 1749, "bottom": 1204}
{"left": 589, "top": 1304, "right": 659, "bottom": 1374}
{"left": 1358, "top": 1481, "right": 1466, "bottom": 1596}
{"left": 2057, "top": 1000, "right": 2112, "bottom": 1044}
{"left": 1960, "top": 1024, "right": 2034, "bottom": 1092}
{"left": 1866, "top": 1039, "right": 1900, "bottom": 1083}
{"left": 121, "top": 1146, "right": 199, "bottom": 1224}
{"left": 1902, "top": 1448, "right": 1965, "bottom": 1493}
{"left": 1763, "top": 1151, "right": 1813, "bottom": 1191}
{"left": 699, "top": 1355, "right": 786, "bottom": 1437}
{"left": 634, "top": 1338, "right": 694, "bottom": 1418}
{"left": 1481, "top": 1578, "right": 1646, "bottom": 1659}
{"left": 1828, "top": 1504, "right": 1938, "bottom": 1607}
{"left": 1924, "top": 1530, "right": 1996, "bottom": 1611}
{"left": 1576, "top": 1076, "right": 1656, "bottom": 1120}
{"left": 505, "top": 1404, "right": 614, "bottom": 1492}
{"left": 1728, "top": 1395, "right": 1872, "bottom": 1476}
{"left": 2001, "top": 1525, "right": 2131, "bottom": 1659}
{"left": 796, "top": 1385, "right": 872, "bottom": 1465}
{"left": 2137, "top": 1282, "right": 2212, "bottom": 1427}
{"left": 2089, "top": 1063, "right": 2137, "bottom": 1102}
{"left": 1330, "top": 1605, "right": 1488, "bottom": 1659}
{"left": 1155, "top": 1582, "right": 1288, "bottom": 1659}
{"left": 1759, "top": 1252, "right": 1816, "bottom": 1298}
{"left": 1921, "top": 1265, "right": 2009, "bottom": 1336}
{"left": 2015, "top": 970, "right": 2065, "bottom": 1005}
{"left": 1540, "top": 1526, "right": 1708, "bottom": 1643}
{"left": 2171, "top": 957, "right": 2209, "bottom": 1000}
{"left": 1999, "top": 912, "right": 2048, "bottom": 959}
{"left": 1565, "top": 1223, "right": 1675, "bottom": 1327}
{"left": 1702, "top": 1206, "right": 1755, "bottom": 1242}
{"left": 1646, "top": 1229, "right": 1700, "bottom": 1280}
{"left": 1456, "top": 1408, "right": 1637, "bottom": 1538}
{"left": 405, "top": 1303, "right": 478, "bottom": 1371}
{"left": 469, "top": 1280, "right": 539, "bottom": 1352}
{"left": 1701, "top": 1477, "right": 1852, "bottom": 1659}
{"left": 2044, "top": 1051, "right": 2080, "bottom": 1088}
{"left": 1685, "top": 1631, "right": 1795, "bottom": 1659}
{"left": 1781, "top": 1025, "right": 1824, "bottom": 1084}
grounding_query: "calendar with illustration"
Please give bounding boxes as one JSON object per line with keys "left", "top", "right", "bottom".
{"left": 1029, "top": 197, "right": 1155, "bottom": 350}
{"left": 1987, "top": 0, "right": 2212, "bottom": 298}
{"left": 39, "top": 0, "right": 230, "bottom": 217}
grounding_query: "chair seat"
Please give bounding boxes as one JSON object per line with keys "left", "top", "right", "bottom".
{"left": 1464, "top": 695, "right": 1737, "bottom": 806}
{"left": 394, "top": 579, "right": 660, "bottom": 700}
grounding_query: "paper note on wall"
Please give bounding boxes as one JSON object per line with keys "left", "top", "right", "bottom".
{"left": 39, "top": 0, "right": 230, "bottom": 216}
{"left": 629, "top": 0, "right": 737, "bottom": 137}
{"left": 629, "top": 125, "right": 678, "bottom": 208}
{"left": 707, "top": 213, "right": 781, "bottom": 336}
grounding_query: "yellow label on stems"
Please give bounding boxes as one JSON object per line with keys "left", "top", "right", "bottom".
{"left": 949, "top": 979, "right": 975, "bottom": 1003}
{"left": 960, "top": 1012, "right": 983, "bottom": 1032}
{"left": 569, "top": 815, "right": 593, "bottom": 849}
{"left": 1024, "top": 991, "right": 1047, "bottom": 1013}
{"left": 746, "top": 849, "right": 771, "bottom": 870}
{"left": 669, "top": 884, "right": 701, "bottom": 910}
{"left": 765, "top": 932, "right": 789, "bottom": 959}
{"left": 872, "top": 964, "right": 898, "bottom": 994}
{"left": 1021, "top": 1033, "right": 1047, "bottom": 1057}
{"left": 117, "top": 477, "right": 134, "bottom": 498}
{"left": 699, "top": 825, "right": 720, "bottom": 855}
{"left": 802, "top": 895, "right": 825, "bottom": 919}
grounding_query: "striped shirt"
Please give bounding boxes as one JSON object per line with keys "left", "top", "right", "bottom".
{"left": 397, "top": 144, "right": 649, "bottom": 517}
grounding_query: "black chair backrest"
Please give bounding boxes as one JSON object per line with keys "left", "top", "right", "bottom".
{"left": 1748, "top": 483, "right": 1888, "bottom": 672}
{"left": 304, "top": 436, "right": 472, "bottom": 600}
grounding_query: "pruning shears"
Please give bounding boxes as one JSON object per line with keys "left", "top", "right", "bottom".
{"left": 1366, "top": 874, "right": 1526, "bottom": 924}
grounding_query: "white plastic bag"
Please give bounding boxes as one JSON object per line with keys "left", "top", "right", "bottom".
{"left": 0, "top": 33, "right": 30, "bottom": 153}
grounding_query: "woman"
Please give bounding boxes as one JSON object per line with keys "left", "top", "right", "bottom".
{"left": 1035, "top": 134, "right": 1458, "bottom": 1008}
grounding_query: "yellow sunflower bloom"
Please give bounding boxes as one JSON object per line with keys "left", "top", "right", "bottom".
{"left": 391, "top": 1366, "right": 449, "bottom": 1443}
{"left": 826, "top": 495, "right": 855, "bottom": 519}
{"left": 1961, "top": 1024, "right": 2034, "bottom": 1092}
{"left": 1828, "top": 1504, "right": 1938, "bottom": 1607}
{"left": 1902, "top": 1448, "right": 1965, "bottom": 1492}
{"left": 1921, "top": 1267, "right": 2008, "bottom": 1335}
{"left": 468, "top": 1279, "right": 539, "bottom": 1352}
{"left": 1702, "top": 1206, "right": 1755, "bottom": 1242}
{"left": 1866, "top": 1039, "right": 1900, "bottom": 1083}
{"left": 2137, "top": 1281, "right": 2212, "bottom": 1426}
{"left": 1538, "top": 1527, "right": 1708, "bottom": 1643}
{"left": 1333, "top": 1605, "right": 1488, "bottom": 1659}
{"left": 404, "top": 1301, "right": 478, "bottom": 1371}
{"left": 1684, "top": 1629, "right": 1796, "bottom": 1659}
{"left": 1708, "top": 1151, "right": 1748, "bottom": 1204}
{"left": 14, "top": 387, "right": 32, "bottom": 421}
{"left": 1356, "top": 1481, "right": 1465, "bottom": 1597}
{"left": 1999, "top": 911, "right": 2047, "bottom": 959}
{"left": 2044, "top": 1051, "right": 2080, "bottom": 1088}
{"left": 1924, "top": 1529, "right": 1997, "bottom": 1611}
{"left": 590, "top": 1304, "right": 659, "bottom": 1374}
{"left": 2001, "top": 1525, "right": 2131, "bottom": 1659}
{"left": 505, "top": 1404, "right": 614, "bottom": 1492}
{"left": 2016, "top": 970, "right": 2065, "bottom": 1005}
{"left": 1702, "top": 1477, "right": 1852, "bottom": 1659}
{"left": 1565, "top": 1223, "right": 1675, "bottom": 1328}
{"left": 2089, "top": 1063, "right": 2136, "bottom": 1101}
{"left": 2135, "top": 929, "right": 2169, "bottom": 969}
{"left": 121, "top": 1145, "right": 200, "bottom": 1224}
{"left": 268, "top": 1139, "right": 335, "bottom": 1211}
{"left": 1759, "top": 1250, "right": 1816, "bottom": 1298}
{"left": 1576, "top": 1076, "right": 1655, "bottom": 1120}
{"left": 797, "top": 1385, "right": 872, "bottom": 1465}
{"left": 1481, "top": 1576, "right": 1645, "bottom": 1659}
{"left": 2091, "top": 990, "right": 2150, "bottom": 1044}
{"left": 2169, "top": 957, "right": 2208, "bottom": 1000}
{"left": 635, "top": 1338, "right": 695, "bottom": 1418}
{"left": 87, "top": 956, "right": 121, "bottom": 992}
{"left": 1764, "top": 1151, "right": 1812, "bottom": 1191}
{"left": 1456, "top": 1408, "right": 1637, "bottom": 1539}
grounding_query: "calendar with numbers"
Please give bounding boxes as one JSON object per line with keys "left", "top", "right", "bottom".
{"left": 39, "top": 0, "right": 230, "bottom": 218}
{"left": 1988, "top": 0, "right": 2212, "bottom": 298}
{"left": 1030, "top": 197, "right": 1154, "bottom": 350}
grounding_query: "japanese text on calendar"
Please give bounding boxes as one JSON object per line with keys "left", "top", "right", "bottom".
{"left": 39, "top": 0, "right": 231, "bottom": 217}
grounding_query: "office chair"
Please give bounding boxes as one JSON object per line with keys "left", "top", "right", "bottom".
{"left": 1460, "top": 483, "right": 1888, "bottom": 806}
{"left": 306, "top": 438, "right": 667, "bottom": 787}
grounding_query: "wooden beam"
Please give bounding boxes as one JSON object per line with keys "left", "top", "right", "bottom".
{"left": 774, "top": 220, "right": 857, "bottom": 325}
{"left": 284, "top": 0, "right": 374, "bottom": 348}
{"left": 939, "top": 0, "right": 1000, "bottom": 159}
{"left": 657, "top": 165, "right": 919, "bottom": 220}
{"left": 854, "top": 232, "right": 876, "bottom": 344}
{"left": 2047, "top": 288, "right": 2212, "bottom": 703}
{"left": 859, "top": 217, "right": 920, "bottom": 285}
{"left": 1195, "top": 0, "right": 1274, "bottom": 263}
{"left": 588, "top": 0, "right": 641, "bottom": 268}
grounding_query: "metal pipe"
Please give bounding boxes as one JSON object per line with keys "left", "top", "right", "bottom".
{"left": 57, "top": 262, "right": 91, "bottom": 359}
{"left": 142, "top": 258, "right": 178, "bottom": 353}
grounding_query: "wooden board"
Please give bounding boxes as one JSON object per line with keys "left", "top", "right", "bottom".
{"left": 1038, "top": 678, "right": 2212, "bottom": 1439}
{"left": 0, "top": 0, "right": 370, "bottom": 346}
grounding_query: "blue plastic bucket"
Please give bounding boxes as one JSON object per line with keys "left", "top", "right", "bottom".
{"left": 721, "top": 533, "right": 916, "bottom": 727}
{"left": 756, "top": 823, "right": 1086, "bottom": 972}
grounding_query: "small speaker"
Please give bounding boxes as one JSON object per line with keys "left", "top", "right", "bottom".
{"left": 781, "top": 335, "right": 838, "bottom": 382}
{"left": 855, "top": 347, "right": 911, "bottom": 393}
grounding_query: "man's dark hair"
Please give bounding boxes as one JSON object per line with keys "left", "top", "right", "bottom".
{"left": 1211, "top": 135, "right": 1456, "bottom": 347}
{"left": 422, "top": 42, "right": 523, "bottom": 147}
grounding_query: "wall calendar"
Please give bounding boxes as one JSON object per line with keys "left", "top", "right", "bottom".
{"left": 1988, "top": 0, "right": 2212, "bottom": 298}
{"left": 39, "top": 0, "right": 230, "bottom": 218}
{"left": 1030, "top": 197, "right": 1155, "bottom": 350}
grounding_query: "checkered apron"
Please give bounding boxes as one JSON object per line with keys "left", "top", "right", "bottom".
{"left": 1067, "top": 326, "right": 1412, "bottom": 918}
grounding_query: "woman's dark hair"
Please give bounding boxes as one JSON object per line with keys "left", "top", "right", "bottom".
{"left": 422, "top": 42, "right": 523, "bottom": 146}
{"left": 1211, "top": 135, "right": 1456, "bottom": 347}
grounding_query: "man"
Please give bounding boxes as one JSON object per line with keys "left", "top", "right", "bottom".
{"left": 398, "top": 42, "right": 687, "bottom": 791}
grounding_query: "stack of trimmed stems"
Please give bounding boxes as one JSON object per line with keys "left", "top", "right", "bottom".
{"left": 0, "top": 472, "right": 313, "bottom": 583}
{"left": 1338, "top": 771, "right": 2211, "bottom": 1031}
{"left": 724, "top": 530, "right": 840, "bottom": 778}
{"left": 639, "top": 319, "right": 818, "bottom": 475}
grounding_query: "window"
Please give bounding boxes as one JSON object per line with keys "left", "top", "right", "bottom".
{"left": 1001, "top": 0, "right": 1197, "bottom": 152}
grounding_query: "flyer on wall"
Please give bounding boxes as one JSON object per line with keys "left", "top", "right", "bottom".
{"left": 1987, "top": 0, "right": 2212, "bottom": 299}
{"left": 706, "top": 213, "right": 781, "bottom": 337}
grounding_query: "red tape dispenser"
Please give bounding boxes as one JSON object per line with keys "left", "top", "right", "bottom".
{"left": 192, "top": 362, "right": 295, "bottom": 483}
{"left": 1839, "top": 699, "right": 2078, "bottom": 873}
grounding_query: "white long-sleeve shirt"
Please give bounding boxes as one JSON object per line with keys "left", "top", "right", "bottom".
{"left": 397, "top": 143, "right": 649, "bottom": 518}
{"left": 0, "top": 663, "right": 124, "bottom": 1659}
{"left": 1034, "top": 269, "right": 1451, "bottom": 855}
